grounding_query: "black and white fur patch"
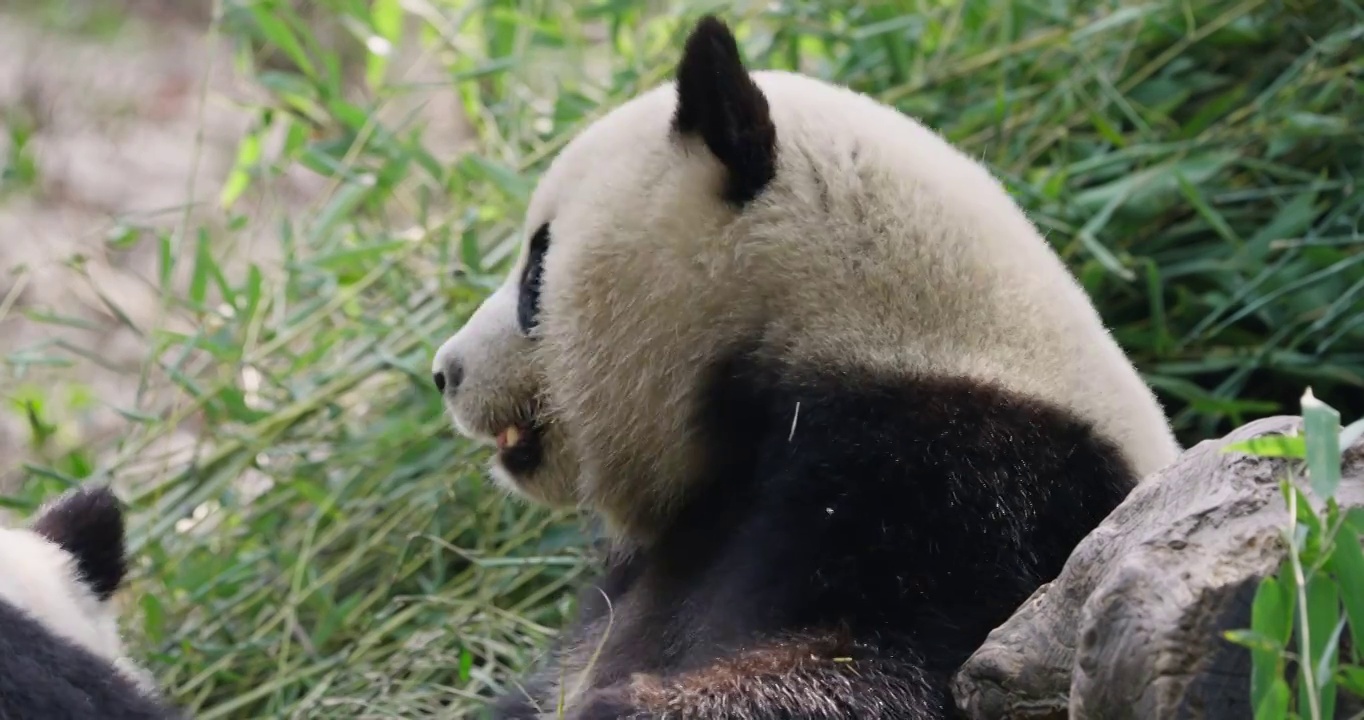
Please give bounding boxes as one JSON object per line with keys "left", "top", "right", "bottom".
{"left": 0, "top": 486, "right": 181, "bottom": 719}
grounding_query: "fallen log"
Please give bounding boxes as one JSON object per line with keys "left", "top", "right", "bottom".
{"left": 952, "top": 415, "right": 1364, "bottom": 719}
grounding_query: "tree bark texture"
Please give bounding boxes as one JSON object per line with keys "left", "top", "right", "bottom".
{"left": 952, "top": 415, "right": 1364, "bottom": 719}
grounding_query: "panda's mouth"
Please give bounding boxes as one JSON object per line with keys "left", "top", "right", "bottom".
{"left": 494, "top": 422, "right": 543, "bottom": 475}
{"left": 495, "top": 426, "right": 523, "bottom": 451}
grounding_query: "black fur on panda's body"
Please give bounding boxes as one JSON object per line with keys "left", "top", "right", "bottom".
{"left": 0, "top": 600, "right": 181, "bottom": 720}
{"left": 491, "top": 352, "right": 1133, "bottom": 719}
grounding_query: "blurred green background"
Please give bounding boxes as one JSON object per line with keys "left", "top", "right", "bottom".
{"left": 0, "top": 0, "right": 1359, "bottom": 717}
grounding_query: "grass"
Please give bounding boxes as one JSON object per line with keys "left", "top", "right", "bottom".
{"left": 0, "top": 0, "right": 1361, "bottom": 717}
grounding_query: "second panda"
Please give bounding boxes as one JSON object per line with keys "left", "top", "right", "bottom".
{"left": 0, "top": 485, "right": 182, "bottom": 719}
{"left": 433, "top": 15, "right": 1181, "bottom": 720}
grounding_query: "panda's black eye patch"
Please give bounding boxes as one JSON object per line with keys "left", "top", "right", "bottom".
{"left": 517, "top": 224, "right": 551, "bottom": 335}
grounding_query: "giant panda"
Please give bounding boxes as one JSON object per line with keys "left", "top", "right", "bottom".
{"left": 0, "top": 484, "right": 182, "bottom": 719}
{"left": 432, "top": 15, "right": 1181, "bottom": 720}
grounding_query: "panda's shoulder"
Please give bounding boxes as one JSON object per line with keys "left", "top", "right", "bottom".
{"left": 0, "top": 598, "right": 175, "bottom": 718}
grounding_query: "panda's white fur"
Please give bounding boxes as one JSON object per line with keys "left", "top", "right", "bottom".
{"left": 434, "top": 54, "right": 1180, "bottom": 538}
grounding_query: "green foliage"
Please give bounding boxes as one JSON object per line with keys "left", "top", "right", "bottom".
{"left": 1, "top": 103, "right": 41, "bottom": 195}
{"left": 1225, "top": 392, "right": 1364, "bottom": 720}
{"left": 1, "top": 0, "right": 1361, "bottom": 716}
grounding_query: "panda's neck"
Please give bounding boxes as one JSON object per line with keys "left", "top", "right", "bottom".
{"left": 604, "top": 349, "right": 776, "bottom": 551}
{"left": 580, "top": 346, "right": 1132, "bottom": 673}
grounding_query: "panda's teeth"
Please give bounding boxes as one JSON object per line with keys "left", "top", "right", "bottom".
{"left": 497, "top": 426, "right": 521, "bottom": 450}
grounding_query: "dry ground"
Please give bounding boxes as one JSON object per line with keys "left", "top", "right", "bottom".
{"left": 0, "top": 2, "right": 472, "bottom": 495}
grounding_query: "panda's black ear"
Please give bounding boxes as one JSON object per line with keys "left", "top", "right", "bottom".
{"left": 673, "top": 15, "right": 776, "bottom": 206}
{"left": 31, "top": 485, "right": 128, "bottom": 602}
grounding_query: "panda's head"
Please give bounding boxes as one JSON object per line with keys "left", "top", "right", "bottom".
{"left": 433, "top": 16, "right": 781, "bottom": 527}
{"left": 0, "top": 485, "right": 152, "bottom": 687}
{"left": 433, "top": 15, "right": 1177, "bottom": 539}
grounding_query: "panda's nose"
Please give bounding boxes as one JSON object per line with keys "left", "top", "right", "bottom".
{"left": 433, "top": 361, "right": 463, "bottom": 394}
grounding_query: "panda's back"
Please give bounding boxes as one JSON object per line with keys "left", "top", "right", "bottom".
{"left": 728, "top": 70, "right": 1181, "bottom": 480}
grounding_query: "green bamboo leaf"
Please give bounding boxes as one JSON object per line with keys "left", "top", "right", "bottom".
{"left": 1328, "top": 524, "right": 1364, "bottom": 663}
{"left": 1247, "top": 576, "right": 1290, "bottom": 711}
{"left": 1223, "top": 436, "right": 1307, "bottom": 459}
{"left": 1302, "top": 389, "right": 1343, "bottom": 500}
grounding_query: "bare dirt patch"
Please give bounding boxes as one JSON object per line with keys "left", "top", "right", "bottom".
{"left": 0, "top": 4, "right": 471, "bottom": 494}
